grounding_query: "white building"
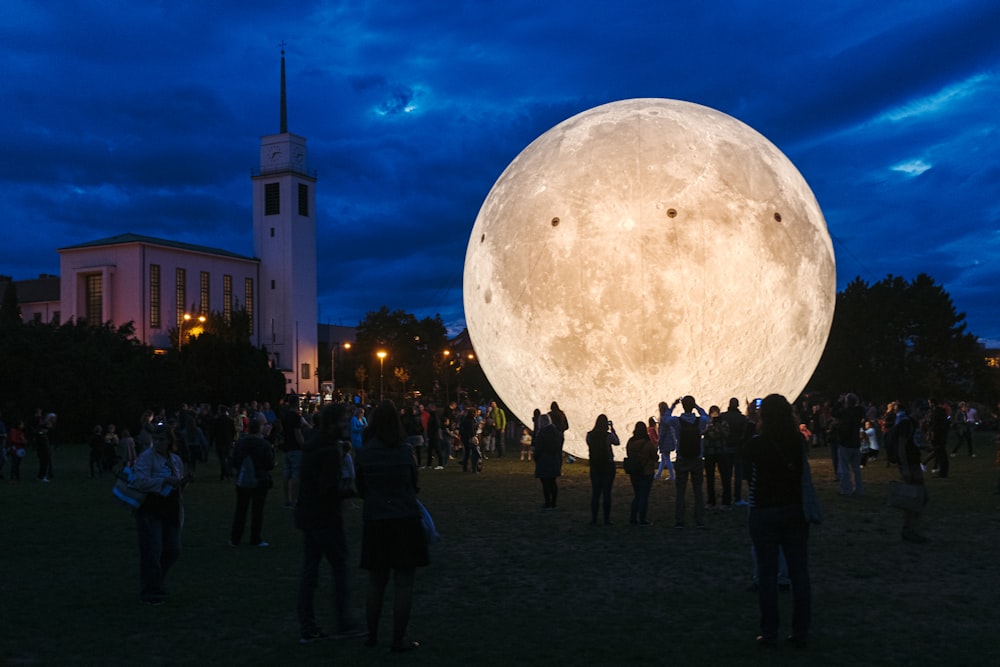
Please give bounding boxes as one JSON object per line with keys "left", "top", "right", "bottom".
{"left": 39, "top": 51, "right": 320, "bottom": 395}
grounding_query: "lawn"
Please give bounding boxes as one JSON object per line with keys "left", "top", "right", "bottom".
{"left": 2, "top": 433, "right": 998, "bottom": 666}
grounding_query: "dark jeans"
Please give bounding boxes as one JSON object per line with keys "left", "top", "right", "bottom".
{"left": 704, "top": 453, "right": 733, "bottom": 506}
{"left": 952, "top": 427, "right": 973, "bottom": 455}
{"left": 298, "top": 525, "right": 352, "bottom": 634}
{"left": 37, "top": 445, "right": 52, "bottom": 480}
{"left": 136, "top": 508, "right": 181, "bottom": 602}
{"left": 629, "top": 473, "right": 653, "bottom": 522}
{"left": 540, "top": 477, "right": 558, "bottom": 507}
{"left": 495, "top": 432, "right": 506, "bottom": 457}
{"left": 426, "top": 440, "right": 446, "bottom": 467}
{"left": 589, "top": 467, "right": 615, "bottom": 523}
{"left": 749, "top": 504, "right": 811, "bottom": 641}
{"left": 231, "top": 486, "right": 269, "bottom": 545}
{"left": 461, "top": 440, "right": 480, "bottom": 472}
{"left": 674, "top": 456, "right": 704, "bottom": 525}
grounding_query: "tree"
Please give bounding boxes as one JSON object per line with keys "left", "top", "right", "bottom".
{"left": 354, "top": 306, "right": 448, "bottom": 399}
{"left": 810, "top": 273, "right": 992, "bottom": 404}
{"left": 394, "top": 366, "right": 411, "bottom": 397}
{"left": 0, "top": 281, "right": 22, "bottom": 328}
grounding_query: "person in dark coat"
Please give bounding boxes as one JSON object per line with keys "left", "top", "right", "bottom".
{"left": 356, "top": 401, "right": 429, "bottom": 653}
{"left": 533, "top": 413, "right": 564, "bottom": 509}
{"left": 295, "top": 403, "right": 364, "bottom": 643}
{"left": 229, "top": 418, "right": 275, "bottom": 546}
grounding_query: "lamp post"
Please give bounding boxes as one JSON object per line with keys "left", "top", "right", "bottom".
{"left": 377, "top": 350, "right": 387, "bottom": 402}
{"left": 178, "top": 313, "right": 206, "bottom": 351}
{"left": 442, "top": 349, "right": 451, "bottom": 403}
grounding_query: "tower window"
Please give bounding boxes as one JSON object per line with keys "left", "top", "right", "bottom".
{"left": 298, "top": 183, "right": 309, "bottom": 216}
{"left": 270, "top": 227, "right": 275, "bottom": 237}
{"left": 265, "top": 182, "right": 280, "bottom": 215}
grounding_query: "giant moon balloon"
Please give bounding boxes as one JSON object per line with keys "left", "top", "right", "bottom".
{"left": 463, "top": 99, "right": 835, "bottom": 459}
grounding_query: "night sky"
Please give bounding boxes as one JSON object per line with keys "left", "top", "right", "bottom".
{"left": 3, "top": 1, "right": 999, "bottom": 344}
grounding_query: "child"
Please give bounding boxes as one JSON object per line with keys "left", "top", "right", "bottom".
{"left": 7, "top": 420, "right": 26, "bottom": 482}
{"left": 341, "top": 440, "right": 356, "bottom": 498}
{"left": 520, "top": 426, "right": 533, "bottom": 461}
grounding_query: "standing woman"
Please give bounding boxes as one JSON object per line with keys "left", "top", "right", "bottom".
{"left": 586, "top": 414, "right": 619, "bottom": 525}
{"left": 130, "top": 423, "right": 189, "bottom": 605}
{"left": 744, "top": 394, "right": 811, "bottom": 648}
{"left": 533, "top": 414, "right": 564, "bottom": 509}
{"left": 626, "top": 422, "right": 658, "bottom": 525}
{"left": 355, "top": 401, "right": 428, "bottom": 652}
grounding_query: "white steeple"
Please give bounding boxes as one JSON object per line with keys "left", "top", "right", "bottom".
{"left": 252, "top": 45, "right": 318, "bottom": 395}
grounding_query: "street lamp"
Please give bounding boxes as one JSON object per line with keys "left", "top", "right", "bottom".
{"left": 377, "top": 350, "right": 387, "bottom": 402}
{"left": 178, "top": 313, "right": 206, "bottom": 351}
{"left": 442, "top": 350, "right": 451, "bottom": 403}
{"left": 330, "top": 341, "right": 353, "bottom": 395}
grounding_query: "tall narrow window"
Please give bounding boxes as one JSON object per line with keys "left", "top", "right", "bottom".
{"left": 244, "top": 277, "right": 254, "bottom": 335}
{"left": 199, "top": 271, "right": 210, "bottom": 316}
{"left": 301, "top": 363, "right": 311, "bottom": 380}
{"left": 175, "top": 268, "right": 186, "bottom": 324}
{"left": 223, "top": 274, "right": 233, "bottom": 324}
{"left": 265, "top": 183, "right": 280, "bottom": 215}
{"left": 149, "top": 264, "right": 161, "bottom": 328}
{"left": 85, "top": 274, "right": 103, "bottom": 324}
{"left": 298, "top": 183, "right": 309, "bottom": 216}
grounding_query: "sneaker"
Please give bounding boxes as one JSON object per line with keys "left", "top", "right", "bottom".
{"left": 299, "top": 629, "right": 330, "bottom": 644}
{"left": 674, "top": 522, "right": 685, "bottom": 529}
{"left": 255, "top": 541, "right": 270, "bottom": 547}
{"left": 734, "top": 500, "right": 749, "bottom": 507}
{"left": 434, "top": 466, "right": 444, "bottom": 470}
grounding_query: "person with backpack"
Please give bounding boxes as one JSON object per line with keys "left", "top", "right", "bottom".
{"left": 655, "top": 402, "right": 676, "bottom": 481}
{"left": 229, "top": 418, "right": 275, "bottom": 547}
{"left": 663, "top": 396, "right": 710, "bottom": 528}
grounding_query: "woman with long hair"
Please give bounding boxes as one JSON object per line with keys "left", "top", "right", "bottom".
{"left": 533, "top": 413, "right": 564, "bottom": 509}
{"left": 586, "top": 414, "right": 619, "bottom": 525}
{"left": 626, "top": 422, "right": 658, "bottom": 524}
{"left": 744, "top": 394, "right": 811, "bottom": 648}
{"left": 355, "top": 401, "right": 428, "bottom": 652}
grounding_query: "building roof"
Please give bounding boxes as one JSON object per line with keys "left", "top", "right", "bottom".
{"left": 58, "top": 232, "right": 256, "bottom": 262}
{"left": 0, "top": 275, "right": 60, "bottom": 303}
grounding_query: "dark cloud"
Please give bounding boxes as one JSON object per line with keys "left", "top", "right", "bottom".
{"left": 2, "top": 1, "right": 999, "bottom": 341}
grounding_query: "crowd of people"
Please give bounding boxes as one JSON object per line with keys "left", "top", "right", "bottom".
{"left": 2, "top": 389, "right": 995, "bottom": 652}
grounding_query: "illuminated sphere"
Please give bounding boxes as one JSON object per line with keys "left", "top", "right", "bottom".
{"left": 463, "top": 99, "right": 835, "bottom": 459}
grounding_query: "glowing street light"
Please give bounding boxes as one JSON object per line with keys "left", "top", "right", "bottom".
{"left": 178, "top": 313, "right": 206, "bottom": 351}
{"left": 377, "top": 350, "right": 387, "bottom": 402}
{"left": 442, "top": 349, "right": 451, "bottom": 403}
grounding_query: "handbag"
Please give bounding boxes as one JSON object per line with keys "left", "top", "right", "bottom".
{"left": 800, "top": 450, "right": 823, "bottom": 524}
{"left": 622, "top": 456, "right": 638, "bottom": 475}
{"left": 112, "top": 467, "right": 147, "bottom": 509}
{"left": 416, "top": 499, "right": 441, "bottom": 544}
{"left": 887, "top": 480, "right": 927, "bottom": 512}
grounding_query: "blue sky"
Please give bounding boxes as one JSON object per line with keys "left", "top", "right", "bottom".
{"left": 2, "top": 1, "right": 998, "bottom": 344}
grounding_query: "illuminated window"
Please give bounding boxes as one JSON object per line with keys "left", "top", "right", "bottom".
{"left": 175, "top": 268, "right": 186, "bottom": 325}
{"left": 245, "top": 277, "right": 254, "bottom": 335}
{"left": 85, "top": 274, "right": 102, "bottom": 324}
{"left": 149, "top": 264, "right": 161, "bottom": 328}
{"left": 301, "top": 363, "right": 311, "bottom": 380}
{"left": 200, "top": 271, "right": 210, "bottom": 316}
{"left": 223, "top": 274, "right": 233, "bottom": 324}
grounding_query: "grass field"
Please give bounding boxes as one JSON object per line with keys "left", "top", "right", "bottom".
{"left": 2, "top": 433, "right": 998, "bottom": 666}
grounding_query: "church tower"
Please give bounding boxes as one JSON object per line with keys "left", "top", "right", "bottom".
{"left": 253, "top": 46, "right": 318, "bottom": 395}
